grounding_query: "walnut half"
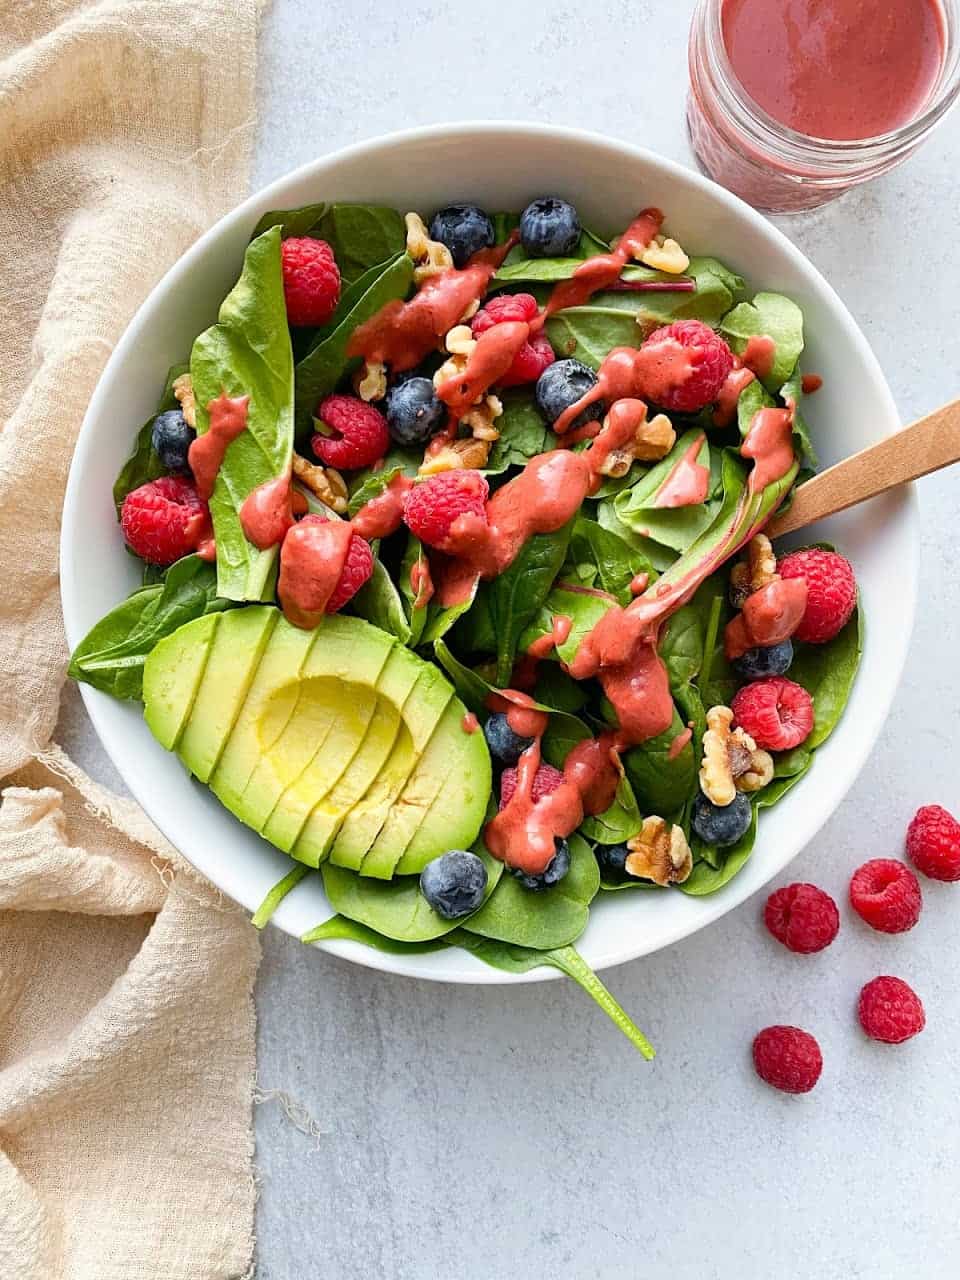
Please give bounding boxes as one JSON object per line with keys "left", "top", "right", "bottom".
{"left": 172, "top": 372, "right": 197, "bottom": 429}
{"left": 700, "top": 704, "right": 774, "bottom": 803}
{"left": 626, "top": 817, "right": 693, "bottom": 886}
{"left": 291, "top": 454, "right": 348, "bottom": 514}
{"left": 730, "top": 533, "right": 778, "bottom": 608}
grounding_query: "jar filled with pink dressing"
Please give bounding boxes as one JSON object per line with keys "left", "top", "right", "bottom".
{"left": 688, "top": 0, "right": 960, "bottom": 212}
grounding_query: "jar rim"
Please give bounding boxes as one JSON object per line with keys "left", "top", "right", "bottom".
{"left": 698, "top": 0, "right": 960, "bottom": 169}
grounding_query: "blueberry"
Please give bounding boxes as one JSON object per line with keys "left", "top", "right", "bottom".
{"left": 151, "top": 409, "right": 195, "bottom": 474}
{"left": 519, "top": 197, "right": 582, "bottom": 258}
{"left": 384, "top": 376, "right": 446, "bottom": 445}
{"left": 483, "top": 712, "right": 532, "bottom": 766}
{"left": 512, "top": 838, "right": 571, "bottom": 891}
{"left": 535, "top": 358, "right": 605, "bottom": 433}
{"left": 428, "top": 204, "right": 495, "bottom": 269}
{"left": 595, "top": 842, "right": 630, "bottom": 879}
{"left": 692, "top": 792, "right": 752, "bottom": 848}
{"left": 733, "top": 639, "right": 794, "bottom": 682}
{"left": 420, "top": 849, "right": 488, "bottom": 919}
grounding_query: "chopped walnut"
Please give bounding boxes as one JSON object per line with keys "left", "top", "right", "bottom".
{"left": 418, "top": 436, "right": 492, "bottom": 474}
{"left": 433, "top": 351, "right": 466, "bottom": 388}
{"left": 640, "top": 234, "right": 690, "bottom": 275}
{"left": 730, "top": 533, "right": 778, "bottom": 607}
{"left": 291, "top": 454, "right": 348, "bottom": 513}
{"left": 405, "top": 211, "right": 454, "bottom": 284}
{"left": 172, "top": 373, "right": 196, "bottom": 429}
{"left": 626, "top": 816, "right": 693, "bottom": 886}
{"left": 700, "top": 704, "right": 773, "bottom": 804}
{"left": 461, "top": 395, "right": 502, "bottom": 441}
{"left": 444, "top": 324, "right": 476, "bottom": 357}
{"left": 355, "top": 359, "right": 387, "bottom": 403}
{"left": 596, "top": 411, "right": 676, "bottom": 477}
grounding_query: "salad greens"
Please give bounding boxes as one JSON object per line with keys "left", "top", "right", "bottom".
{"left": 72, "top": 195, "right": 865, "bottom": 1059}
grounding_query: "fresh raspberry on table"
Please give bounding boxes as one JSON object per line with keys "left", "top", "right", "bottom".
{"left": 639, "top": 319, "right": 734, "bottom": 412}
{"left": 471, "top": 293, "right": 555, "bottom": 388}
{"left": 281, "top": 236, "right": 341, "bottom": 327}
{"left": 120, "top": 476, "right": 207, "bottom": 566}
{"left": 906, "top": 804, "right": 960, "bottom": 881}
{"left": 858, "top": 976, "right": 925, "bottom": 1044}
{"left": 311, "top": 394, "right": 389, "bottom": 470}
{"left": 402, "top": 469, "right": 489, "bottom": 553}
{"left": 731, "top": 677, "right": 814, "bottom": 751}
{"left": 295, "top": 514, "right": 374, "bottom": 613}
{"left": 499, "top": 762, "right": 564, "bottom": 809}
{"left": 764, "top": 882, "right": 840, "bottom": 954}
{"left": 777, "top": 548, "right": 857, "bottom": 644}
{"left": 849, "top": 859, "right": 922, "bottom": 934}
{"left": 752, "top": 1025, "right": 822, "bottom": 1094}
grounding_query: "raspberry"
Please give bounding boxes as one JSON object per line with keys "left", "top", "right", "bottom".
{"left": 312, "top": 395, "right": 389, "bottom": 470}
{"left": 906, "top": 804, "right": 960, "bottom": 881}
{"left": 752, "top": 1025, "right": 822, "bottom": 1094}
{"left": 764, "top": 882, "right": 840, "bottom": 953}
{"left": 471, "top": 294, "right": 555, "bottom": 388}
{"left": 778, "top": 548, "right": 857, "bottom": 644}
{"left": 858, "top": 976, "right": 925, "bottom": 1043}
{"left": 640, "top": 319, "right": 734, "bottom": 412}
{"left": 500, "top": 763, "right": 564, "bottom": 808}
{"left": 120, "top": 476, "right": 207, "bottom": 565}
{"left": 294, "top": 514, "right": 374, "bottom": 613}
{"left": 281, "top": 237, "right": 341, "bottom": 327}
{"left": 731, "top": 677, "right": 814, "bottom": 751}
{"left": 849, "top": 859, "right": 922, "bottom": 934}
{"left": 402, "top": 469, "right": 489, "bottom": 553}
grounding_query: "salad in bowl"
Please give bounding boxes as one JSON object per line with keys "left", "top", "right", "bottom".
{"left": 68, "top": 193, "right": 861, "bottom": 1054}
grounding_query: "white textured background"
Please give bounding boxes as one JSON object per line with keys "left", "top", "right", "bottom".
{"left": 57, "top": 2, "right": 960, "bottom": 1276}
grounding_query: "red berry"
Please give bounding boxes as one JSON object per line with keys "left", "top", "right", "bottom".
{"left": 906, "top": 804, "right": 960, "bottom": 882}
{"left": 752, "top": 1025, "right": 822, "bottom": 1094}
{"left": 471, "top": 294, "right": 555, "bottom": 388}
{"left": 849, "top": 859, "right": 922, "bottom": 934}
{"left": 858, "top": 976, "right": 925, "bottom": 1043}
{"left": 281, "top": 237, "right": 341, "bottom": 327}
{"left": 294, "top": 514, "right": 373, "bottom": 613}
{"left": 731, "top": 677, "right": 814, "bottom": 751}
{"left": 312, "top": 394, "right": 389, "bottom": 470}
{"left": 778, "top": 548, "right": 857, "bottom": 644}
{"left": 764, "top": 882, "right": 840, "bottom": 954}
{"left": 640, "top": 319, "right": 734, "bottom": 412}
{"left": 120, "top": 476, "right": 207, "bottom": 566}
{"left": 402, "top": 470, "right": 489, "bottom": 553}
{"left": 500, "top": 763, "right": 564, "bottom": 808}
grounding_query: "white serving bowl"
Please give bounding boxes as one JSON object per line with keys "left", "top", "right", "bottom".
{"left": 61, "top": 123, "right": 915, "bottom": 982}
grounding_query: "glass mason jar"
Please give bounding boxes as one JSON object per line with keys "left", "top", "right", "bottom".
{"left": 687, "top": 0, "right": 960, "bottom": 212}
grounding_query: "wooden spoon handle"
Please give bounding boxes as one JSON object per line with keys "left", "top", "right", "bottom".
{"left": 769, "top": 396, "right": 960, "bottom": 538}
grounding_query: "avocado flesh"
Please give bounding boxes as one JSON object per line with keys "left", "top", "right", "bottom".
{"left": 178, "top": 608, "right": 278, "bottom": 781}
{"left": 143, "top": 612, "right": 221, "bottom": 750}
{"left": 240, "top": 614, "right": 394, "bottom": 844}
{"left": 319, "top": 647, "right": 426, "bottom": 870}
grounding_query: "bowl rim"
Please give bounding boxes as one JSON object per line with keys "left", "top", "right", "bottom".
{"left": 60, "top": 119, "right": 917, "bottom": 983}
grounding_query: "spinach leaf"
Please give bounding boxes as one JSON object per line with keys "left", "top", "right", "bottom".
{"left": 433, "top": 638, "right": 492, "bottom": 712}
{"left": 580, "top": 775, "right": 643, "bottom": 845}
{"left": 450, "top": 933, "right": 655, "bottom": 1059}
{"left": 596, "top": 500, "right": 679, "bottom": 572}
{"left": 624, "top": 706, "right": 697, "bottom": 816}
{"left": 613, "top": 430, "right": 718, "bottom": 553}
{"left": 451, "top": 585, "right": 496, "bottom": 655}
{"left": 68, "top": 555, "right": 230, "bottom": 700}
{"left": 294, "top": 253, "right": 415, "bottom": 437}
{"left": 398, "top": 534, "right": 429, "bottom": 647}
{"left": 567, "top": 516, "right": 656, "bottom": 605}
{"left": 679, "top": 804, "right": 758, "bottom": 896}
{"left": 493, "top": 227, "right": 611, "bottom": 283}
{"left": 252, "top": 864, "right": 309, "bottom": 929}
{"left": 590, "top": 461, "right": 648, "bottom": 500}
{"left": 461, "top": 834, "right": 598, "bottom": 950}
{"left": 319, "top": 845, "right": 503, "bottom": 943}
{"left": 735, "top": 376, "right": 776, "bottom": 439}
{"left": 303, "top": 914, "right": 449, "bottom": 954}
{"left": 190, "top": 226, "right": 294, "bottom": 601}
{"left": 347, "top": 444, "right": 422, "bottom": 514}
{"left": 112, "top": 362, "right": 189, "bottom": 512}
{"left": 720, "top": 292, "right": 804, "bottom": 391}
{"left": 780, "top": 363, "right": 819, "bottom": 469}
{"left": 533, "top": 663, "right": 589, "bottom": 714}
{"left": 421, "top": 574, "right": 480, "bottom": 646}
{"left": 788, "top": 605, "right": 862, "bottom": 748}
{"left": 252, "top": 203, "right": 406, "bottom": 284}
{"left": 659, "top": 604, "right": 705, "bottom": 690}
{"left": 349, "top": 555, "right": 411, "bottom": 643}
{"left": 485, "top": 519, "right": 574, "bottom": 684}
{"left": 519, "top": 583, "right": 614, "bottom": 667}
{"left": 757, "top": 757, "right": 813, "bottom": 809}
{"left": 485, "top": 391, "right": 553, "bottom": 470}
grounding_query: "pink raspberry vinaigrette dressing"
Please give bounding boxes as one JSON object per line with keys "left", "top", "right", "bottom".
{"left": 688, "top": 0, "right": 959, "bottom": 211}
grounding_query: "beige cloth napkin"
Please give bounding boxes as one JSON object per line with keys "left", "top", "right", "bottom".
{"left": 0, "top": 2, "right": 266, "bottom": 1276}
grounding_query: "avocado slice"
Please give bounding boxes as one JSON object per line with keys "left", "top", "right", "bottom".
{"left": 143, "top": 611, "right": 221, "bottom": 750}
{"left": 178, "top": 608, "right": 279, "bottom": 781}
{"left": 343, "top": 665, "right": 454, "bottom": 878}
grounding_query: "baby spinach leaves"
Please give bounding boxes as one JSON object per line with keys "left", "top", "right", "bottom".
{"left": 614, "top": 430, "right": 718, "bottom": 553}
{"left": 580, "top": 775, "right": 643, "bottom": 845}
{"left": 780, "top": 364, "right": 819, "bottom": 469}
{"left": 347, "top": 445, "right": 421, "bottom": 514}
{"left": 567, "top": 516, "right": 656, "bottom": 605}
{"left": 789, "top": 605, "right": 863, "bottom": 748}
{"left": 399, "top": 534, "right": 429, "bottom": 647}
{"left": 113, "top": 362, "right": 188, "bottom": 512}
{"left": 485, "top": 391, "right": 554, "bottom": 470}
{"left": 349, "top": 555, "right": 411, "bottom": 644}
{"left": 680, "top": 803, "right": 759, "bottom": 896}
{"left": 252, "top": 864, "right": 309, "bottom": 929}
{"left": 720, "top": 291, "right": 804, "bottom": 391}
{"left": 251, "top": 202, "right": 406, "bottom": 284}
{"left": 190, "top": 226, "right": 294, "bottom": 602}
{"left": 623, "top": 707, "right": 697, "bottom": 816}
{"left": 68, "top": 556, "right": 231, "bottom": 700}
{"left": 520, "top": 583, "right": 613, "bottom": 667}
